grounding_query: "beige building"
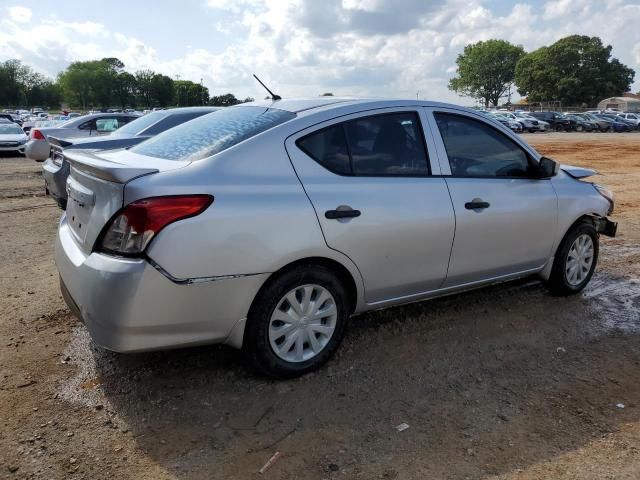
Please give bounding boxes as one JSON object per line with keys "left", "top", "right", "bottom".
{"left": 597, "top": 96, "right": 640, "bottom": 112}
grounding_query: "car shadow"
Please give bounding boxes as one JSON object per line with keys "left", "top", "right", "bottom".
{"left": 77, "top": 270, "right": 640, "bottom": 478}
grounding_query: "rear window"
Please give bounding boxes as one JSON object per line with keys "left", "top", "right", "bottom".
{"left": 114, "top": 111, "right": 165, "bottom": 136}
{"left": 131, "top": 107, "right": 296, "bottom": 161}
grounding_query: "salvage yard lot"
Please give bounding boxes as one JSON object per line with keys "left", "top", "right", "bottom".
{"left": 1, "top": 132, "right": 640, "bottom": 479}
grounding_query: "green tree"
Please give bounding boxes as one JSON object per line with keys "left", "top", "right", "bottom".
{"left": 515, "top": 35, "right": 635, "bottom": 105}
{"left": 209, "top": 93, "right": 253, "bottom": 107}
{"left": 135, "top": 70, "right": 175, "bottom": 107}
{"left": 449, "top": 39, "right": 525, "bottom": 108}
{"left": 174, "top": 80, "right": 209, "bottom": 106}
{"left": 58, "top": 60, "right": 115, "bottom": 109}
{"left": 114, "top": 72, "right": 136, "bottom": 108}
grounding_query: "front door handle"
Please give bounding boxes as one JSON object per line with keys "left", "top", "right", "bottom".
{"left": 325, "top": 208, "right": 361, "bottom": 219}
{"left": 465, "top": 200, "right": 490, "bottom": 210}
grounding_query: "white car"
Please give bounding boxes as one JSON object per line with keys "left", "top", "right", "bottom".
{"left": 0, "top": 120, "right": 28, "bottom": 154}
{"left": 514, "top": 112, "right": 549, "bottom": 132}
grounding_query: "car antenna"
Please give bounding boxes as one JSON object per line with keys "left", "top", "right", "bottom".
{"left": 253, "top": 74, "right": 281, "bottom": 101}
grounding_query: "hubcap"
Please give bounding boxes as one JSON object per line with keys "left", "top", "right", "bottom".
{"left": 565, "top": 234, "right": 594, "bottom": 286}
{"left": 268, "top": 284, "right": 338, "bottom": 363}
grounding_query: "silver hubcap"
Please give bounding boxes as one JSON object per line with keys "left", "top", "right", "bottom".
{"left": 565, "top": 234, "right": 594, "bottom": 286}
{"left": 268, "top": 284, "right": 338, "bottom": 363}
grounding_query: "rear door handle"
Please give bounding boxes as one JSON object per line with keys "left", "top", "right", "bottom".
{"left": 464, "top": 201, "right": 490, "bottom": 210}
{"left": 325, "top": 208, "right": 361, "bottom": 219}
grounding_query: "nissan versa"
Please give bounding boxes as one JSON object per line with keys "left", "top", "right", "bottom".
{"left": 55, "top": 98, "right": 617, "bottom": 377}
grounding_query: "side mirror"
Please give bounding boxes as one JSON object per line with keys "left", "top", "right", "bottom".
{"left": 537, "top": 156, "right": 559, "bottom": 178}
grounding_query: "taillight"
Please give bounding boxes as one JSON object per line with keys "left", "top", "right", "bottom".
{"left": 98, "top": 195, "right": 213, "bottom": 256}
{"left": 32, "top": 129, "right": 45, "bottom": 140}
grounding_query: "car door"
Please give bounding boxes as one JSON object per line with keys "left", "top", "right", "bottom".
{"left": 426, "top": 108, "right": 558, "bottom": 287}
{"left": 286, "top": 108, "right": 455, "bottom": 304}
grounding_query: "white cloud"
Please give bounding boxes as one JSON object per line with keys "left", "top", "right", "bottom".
{"left": 7, "top": 6, "right": 31, "bottom": 23}
{"left": 0, "top": 0, "right": 638, "bottom": 103}
{"left": 543, "top": 0, "right": 591, "bottom": 20}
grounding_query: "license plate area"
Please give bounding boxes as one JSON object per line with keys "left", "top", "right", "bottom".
{"left": 66, "top": 177, "right": 95, "bottom": 243}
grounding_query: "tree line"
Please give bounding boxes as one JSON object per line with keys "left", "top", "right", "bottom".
{"left": 0, "top": 57, "right": 253, "bottom": 110}
{"left": 448, "top": 35, "right": 636, "bottom": 108}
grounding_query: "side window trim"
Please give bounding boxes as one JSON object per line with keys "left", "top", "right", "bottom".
{"left": 294, "top": 109, "right": 433, "bottom": 178}
{"left": 425, "top": 107, "right": 541, "bottom": 178}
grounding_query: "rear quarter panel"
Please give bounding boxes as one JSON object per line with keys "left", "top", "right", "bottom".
{"left": 130, "top": 133, "right": 364, "bottom": 297}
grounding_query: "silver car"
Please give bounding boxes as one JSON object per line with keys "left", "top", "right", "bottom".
{"left": 55, "top": 98, "right": 617, "bottom": 377}
{"left": 25, "top": 113, "right": 139, "bottom": 161}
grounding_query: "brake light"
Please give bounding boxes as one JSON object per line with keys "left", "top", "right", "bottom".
{"left": 31, "top": 129, "right": 45, "bottom": 140}
{"left": 99, "top": 195, "right": 213, "bottom": 255}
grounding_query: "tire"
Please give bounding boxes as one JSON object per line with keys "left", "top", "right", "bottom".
{"left": 546, "top": 220, "right": 599, "bottom": 296}
{"left": 244, "top": 264, "right": 350, "bottom": 378}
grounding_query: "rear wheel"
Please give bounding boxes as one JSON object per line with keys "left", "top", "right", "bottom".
{"left": 546, "top": 221, "right": 598, "bottom": 296}
{"left": 244, "top": 265, "right": 350, "bottom": 378}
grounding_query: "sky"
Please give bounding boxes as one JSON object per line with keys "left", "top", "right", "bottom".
{"left": 0, "top": 0, "right": 639, "bottom": 105}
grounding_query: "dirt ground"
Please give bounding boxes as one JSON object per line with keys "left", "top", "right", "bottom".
{"left": 1, "top": 132, "right": 639, "bottom": 480}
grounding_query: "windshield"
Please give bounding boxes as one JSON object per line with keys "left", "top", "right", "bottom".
{"left": 132, "top": 106, "right": 296, "bottom": 161}
{"left": 113, "top": 111, "right": 164, "bottom": 136}
{"left": 0, "top": 124, "right": 23, "bottom": 134}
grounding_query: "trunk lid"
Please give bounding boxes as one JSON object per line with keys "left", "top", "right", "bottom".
{"left": 64, "top": 149, "right": 188, "bottom": 252}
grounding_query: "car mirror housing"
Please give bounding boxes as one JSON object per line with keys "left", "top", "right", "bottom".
{"left": 537, "top": 156, "right": 559, "bottom": 178}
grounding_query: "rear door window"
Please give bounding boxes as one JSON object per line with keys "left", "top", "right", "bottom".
{"left": 296, "top": 112, "right": 430, "bottom": 176}
{"left": 296, "top": 125, "right": 351, "bottom": 175}
{"left": 95, "top": 118, "right": 121, "bottom": 132}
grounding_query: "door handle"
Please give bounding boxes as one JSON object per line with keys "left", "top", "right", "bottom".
{"left": 325, "top": 208, "right": 361, "bottom": 219}
{"left": 464, "top": 201, "right": 490, "bottom": 210}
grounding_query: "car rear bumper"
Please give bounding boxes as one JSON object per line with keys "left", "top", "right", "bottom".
{"left": 55, "top": 214, "right": 268, "bottom": 352}
{"left": 42, "top": 158, "right": 69, "bottom": 208}
{"left": 25, "top": 139, "right": 50, "bottom": 161}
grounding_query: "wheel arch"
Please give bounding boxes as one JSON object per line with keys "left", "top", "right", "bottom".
{"left": 540, "top": 213, "right": 600, "bottom": 281}
{"left": 225, "top": 255, "right": 363, "bottom": 349}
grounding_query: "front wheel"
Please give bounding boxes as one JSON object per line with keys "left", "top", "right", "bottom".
{"left": 545, "top": 221, "right": 599, "bottom": 296}
{"left": 244, "top": 265, "right": 350, "bottom": 378}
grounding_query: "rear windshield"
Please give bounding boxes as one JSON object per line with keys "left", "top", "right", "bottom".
{"left": 114, "top": 111, "right": 165, "bottom": 136}
{"left": 131, "top": 106, "right": 296, "bottom": 161}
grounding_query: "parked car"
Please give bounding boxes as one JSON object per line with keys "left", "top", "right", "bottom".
{"left": 528, "top": 112, "right": 572, "bottom": 131}
{"left": 0, "top": 113, "right": 22, "bottom": 126}
{"left": 0, "top": 119, "right": 29, "bottom": 154}
{"left": 594, "top": 114, "right": 632, "bottom": 132}
{"left": 564, "top": 114, "right": 596, "bottom": 132}
{"left": 514, "top": 112, "right": 549, "bottom": 132}
{"left": 571, "top": 113, "right": 609, "bottom": 132}
{"left": 496, "top": 111, "right": 543, "bottom": 133}
{"left": 43, "top": 107, "right": 220, "bottom": 208}
{"left": 483, "top": 112, "right": 522, "bottom": 132}
{"left": 25, "top": 113, "right": 139, "bottom": 161}
{"left": 617, "top": 113, "right": 640, "bottom": 127}
{"left": 55, "top": 98, "right": 617, "bottom": 377}
{"left": 599, "top": 113, "right": 637, "bottom": 131}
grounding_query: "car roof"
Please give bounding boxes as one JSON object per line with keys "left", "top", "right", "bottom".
{"left": 151, "top": 106, "right": 220, "bottom": 117}
{"left": 238, "top": 97, "right": 503, "bottom": 118}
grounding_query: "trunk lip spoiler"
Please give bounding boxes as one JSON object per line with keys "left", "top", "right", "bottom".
{"left": 64, "top": 149, "right": 161, "bottom": 184}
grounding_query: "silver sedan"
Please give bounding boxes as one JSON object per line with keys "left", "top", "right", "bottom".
{"left": 55, "top": 98, "right": 617, "bottom": 377}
